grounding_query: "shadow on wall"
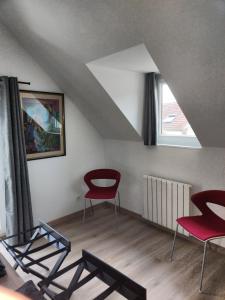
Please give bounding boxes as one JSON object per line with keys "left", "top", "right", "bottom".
{"left": 117, "top": 169, "right": 143, "bottom": 214}
{"left": 72, "top": 177, "right": 87, "bottom": 199}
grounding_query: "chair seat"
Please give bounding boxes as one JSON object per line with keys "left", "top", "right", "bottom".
{"left": 177, "top": 215, "right": 225, "bottom": 241}
{"left": 85, "top": 188, "right": 117, "bottom": 200}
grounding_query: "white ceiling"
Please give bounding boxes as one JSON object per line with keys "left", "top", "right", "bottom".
{"left": 0, "top": 0, "right": 225, "bottom": 146}
{"left": 88, "top": 44, "right": 159, "bottom": 73}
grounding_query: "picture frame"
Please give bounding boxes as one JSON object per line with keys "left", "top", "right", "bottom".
{"left": 20, "top": 90, "right": 66, "bottom": 161}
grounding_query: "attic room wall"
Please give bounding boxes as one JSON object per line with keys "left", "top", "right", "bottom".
{"left": 87, "top": 64, "right": 145, "bottom": 136}
{"left": 0, "top": 23, "right": 105, "bottom": 226}
{"left": 104, "top": 140, "right": 225, "bottom": 245}
{"left": 0, "top": 0, "right": 224, "bottom": 146}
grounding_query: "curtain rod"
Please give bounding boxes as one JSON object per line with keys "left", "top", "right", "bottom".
{"left": 18, "top": 81, "right": 31, "bottom": 85}
{"left": 0, "top": 78, "right": 31, "bottom": 85}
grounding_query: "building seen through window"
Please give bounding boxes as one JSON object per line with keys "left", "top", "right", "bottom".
{"left": 161, "top": 83, "right": 195, "bottom": 137}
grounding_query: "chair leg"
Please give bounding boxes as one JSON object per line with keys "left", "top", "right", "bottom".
{"left": 82, "top": 198, "right": 87, "bottom": 223}
{"left": 170, "top": 224, "right": 178, "bottom": 262}
{"left": 118, "top": 191, "right": 121, "bottom": 212}
{"left": 199, "top": 241, "right": 208, "bottom": 293}
{"left": 90, "top": 199, "right": 94, "bottom": 215}
{"left": 114, "top": 198, "right": 117, "bottom": 217}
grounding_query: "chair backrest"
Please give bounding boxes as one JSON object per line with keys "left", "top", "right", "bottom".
{"left": 191, "top": 190, "right": 225, "bottom": 223}
{"left": 84, "top": 169, "right": 121, "bottom": 190}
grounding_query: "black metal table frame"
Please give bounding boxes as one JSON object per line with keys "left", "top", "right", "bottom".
{"left": 1, "top": 221, "right": 71, "bottom": 291}
{"left": 38, "top": 249, "right": 146, "bottom": 300}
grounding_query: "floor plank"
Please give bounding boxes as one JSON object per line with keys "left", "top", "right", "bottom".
{"left": 2, "top": 205, "right": 225, "bottom": 299}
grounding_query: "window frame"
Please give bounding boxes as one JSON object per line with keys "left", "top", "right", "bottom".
{"left": 157, "top": 79, "right": 201, "bottom": 149}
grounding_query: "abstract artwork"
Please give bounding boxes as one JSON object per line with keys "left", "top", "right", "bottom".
{"left": 20, "top": 90, "right": 65, "bottom": 160}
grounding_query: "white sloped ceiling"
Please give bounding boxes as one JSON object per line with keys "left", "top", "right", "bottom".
{"left": 0, "top": 0, "right": 225, "bottom": 146}
{"left": 87, "top": 44, "right": 159, "bottom": 136}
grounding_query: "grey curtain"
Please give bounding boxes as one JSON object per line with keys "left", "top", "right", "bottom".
{"left": 143, "top": 72, "right": 158, "bottom": 146}
{"left": 0, "top": 76, "right": 33, "bottom": 244}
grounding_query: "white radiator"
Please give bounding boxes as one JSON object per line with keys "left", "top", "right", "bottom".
{"left": 143, "top": 175, "right": 191, "bottom": 236}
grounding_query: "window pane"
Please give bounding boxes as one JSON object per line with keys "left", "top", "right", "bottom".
{"left": 161, "top": 83, "right": 196, "bottom": 137}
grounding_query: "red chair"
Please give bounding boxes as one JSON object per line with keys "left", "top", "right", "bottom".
{"left": 170, "top": 190, "right": 225, "bottom": 292}
{"left": 83, "top": 169, "right": 121, "bottom": 221}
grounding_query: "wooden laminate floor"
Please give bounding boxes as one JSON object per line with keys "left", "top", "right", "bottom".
{"left": 2, "top": 205, "right": 225, "bottom": 299}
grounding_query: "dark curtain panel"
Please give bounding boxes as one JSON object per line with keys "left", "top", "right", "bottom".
{"left": 143, "top": 72, "right": 158, "bottom": 146}
{"left": 0, "top": 76, "right": 33, "bottom": 244}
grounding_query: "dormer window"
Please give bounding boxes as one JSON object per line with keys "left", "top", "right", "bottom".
{"left": 157, "top": 79, "right": 201, "bottom": 148}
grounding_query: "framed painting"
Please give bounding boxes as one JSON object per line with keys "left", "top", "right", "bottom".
{"left": 20, "top": 90, "right": 66, "bottom": 160}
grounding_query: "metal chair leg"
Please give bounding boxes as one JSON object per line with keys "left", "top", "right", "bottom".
{"left": 199, "top": 241, "right": 208, "bottom": 293}
{"left": 114, "top": 198, "right": 117, "bottom": 217}
{"left": 82, "top": 198, "right": 87, "bottom": 223}
{"left": 170, "top": 224, "right": 178, "bottom": 262}
{"left": 90, "top": 199, "right": 94, "bottom": 215}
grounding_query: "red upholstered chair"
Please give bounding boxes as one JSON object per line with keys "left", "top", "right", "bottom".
{"left": 170, "top": 190, "right": 225, "bottom": 292}
{"left": 83, "top": 169, "right": 121, "bottom": 222}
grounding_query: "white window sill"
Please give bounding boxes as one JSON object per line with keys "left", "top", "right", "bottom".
{"left": 157, "top": 143, "right": 202, "bottom": 150}
{"left": 157, "top": 136, "right": 202, "bottom": 149}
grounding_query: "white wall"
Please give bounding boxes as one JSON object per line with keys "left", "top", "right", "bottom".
{"left": 105, "top": 140, "right": 225, "bottom": 213}
{"left": 104, "top": 140, "right": 225, "bottom": 246}
{"left": 0, "top": 23, "right": 105, "bottom": 225}
{"left": 88, "top": 64, "right": 145, "bottom": 135}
